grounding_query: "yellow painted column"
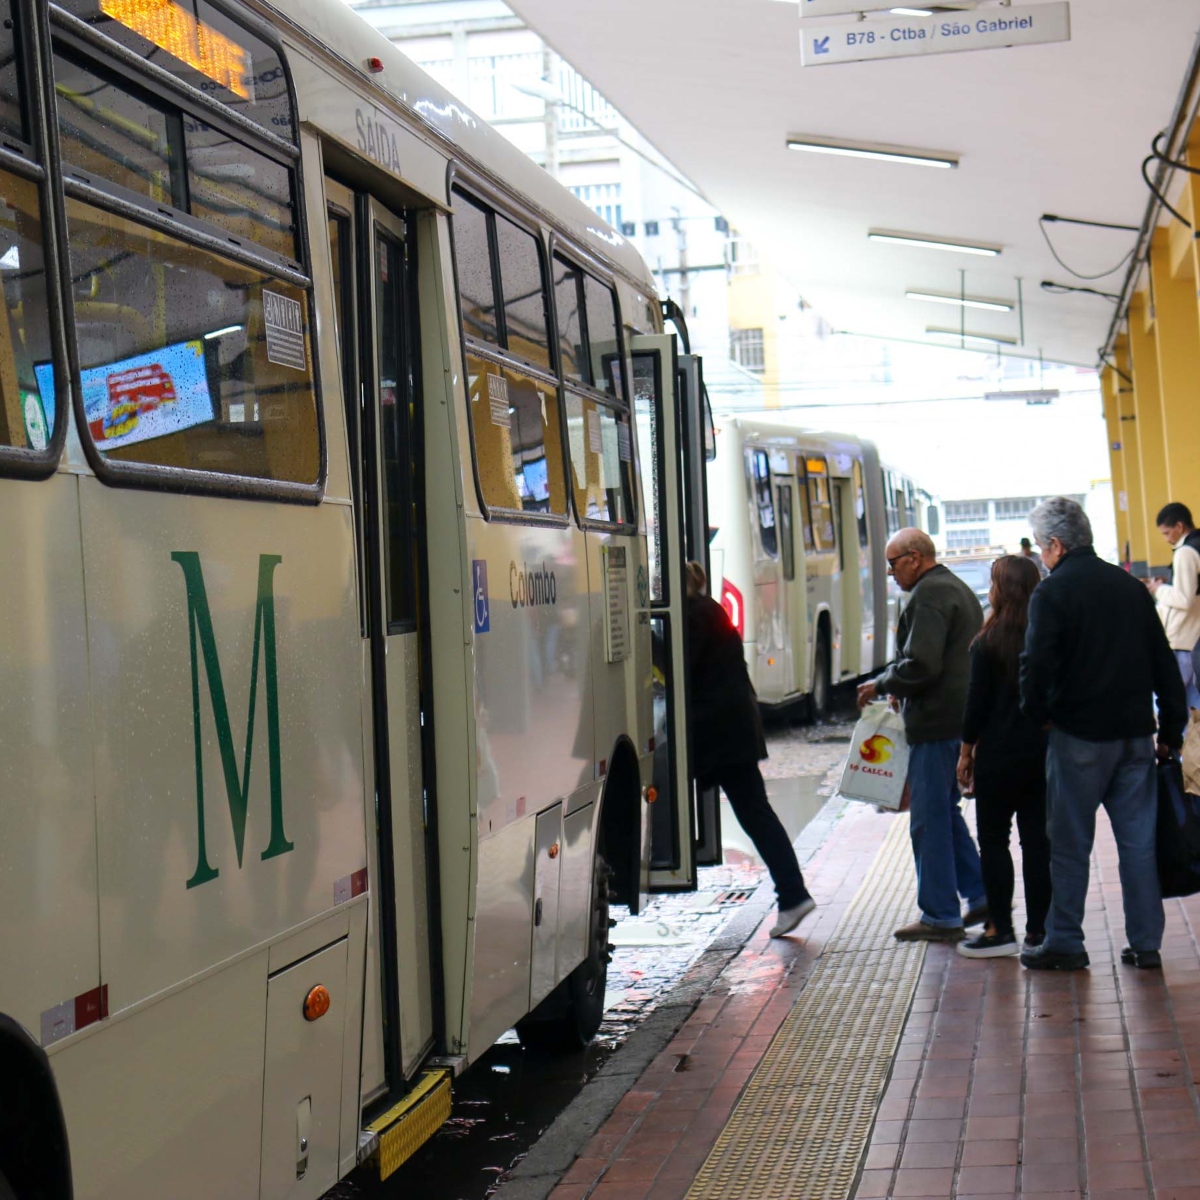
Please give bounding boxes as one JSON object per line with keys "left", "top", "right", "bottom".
{"left": 1101, "top": 365, "right": 1131, "bottom": 564}
{"left": 1114, "top": 337, "right": 1149, "bottom": 572}
{"left": 1151, "top": 224, "right": 1200, "bottom": 529}
{"left": 1127, "top": 295, "right": 1171, "bottom": 573}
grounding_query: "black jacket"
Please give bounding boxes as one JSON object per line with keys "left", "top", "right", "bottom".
{"left": 963, "top": 638, "right": 1047, "bottom": 783}
{"left": 877, "top": 564, "right": 984, "bottom": 744}
{"left": 687, "top": 594, "right": 767, "bottom": 778}
{"left": 1020, "top": 546, "right": 1187, "bottom": 748}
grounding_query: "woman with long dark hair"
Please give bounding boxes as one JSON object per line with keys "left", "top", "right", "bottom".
{"left": 956, "top": 555, "right": 1053, "bottom": 958}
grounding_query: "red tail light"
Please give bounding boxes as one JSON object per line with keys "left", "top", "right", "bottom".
{"left": 720, "top": 579, "right": 745, "bottom": 638}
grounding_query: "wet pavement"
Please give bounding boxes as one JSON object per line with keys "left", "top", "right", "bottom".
{"left": 334, "top": 697, "right": 858, "bottom": 1200}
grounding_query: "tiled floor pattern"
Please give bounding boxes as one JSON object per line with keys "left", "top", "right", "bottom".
{"left": 685, "top": 814, "right": 926, "bottom": 1199}
{"left": 546, "top": 803, "right": 895, "bottom": 1200}
{"left": 854, "top": 815, "right": 1200, "bottom": 1200}
{"left": 547, "top": 804, "right": 1200, "bottom": 1200}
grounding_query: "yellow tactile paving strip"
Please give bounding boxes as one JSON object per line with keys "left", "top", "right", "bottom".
{"left": 685, "top": 815, "right": 925, "bottom": 1200}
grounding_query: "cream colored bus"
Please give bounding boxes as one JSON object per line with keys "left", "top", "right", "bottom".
{"left": 708, "top": 418, "right": 939, "bottom": 716}
{"left": 0, "top": 3, "right": 707, "bottom": 1197}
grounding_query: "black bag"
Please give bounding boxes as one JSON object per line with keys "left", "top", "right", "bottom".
{"left": 1156, "top": 755, "right": 1200, "bottom": 899}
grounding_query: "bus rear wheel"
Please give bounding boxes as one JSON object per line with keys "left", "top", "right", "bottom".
{"left": 516, "top": 854, "right": 614, "bottom": 1052}
{"left": 810, "top": 626, "right": 832, "bottom": 722}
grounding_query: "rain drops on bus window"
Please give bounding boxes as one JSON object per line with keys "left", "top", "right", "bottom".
{"left": 494, "top": 213, "right": 550, "bottom": 370}
{"left": 453, "top": 190, "right": 498, "bottom": 344}
{"left": 0, "top": 171, "right": 58, "bottom": 451}
{"left": 53, "top": 54, "right": 178, "bottom": 206}
{"left": 61, "top": 200, "right": 319, "bottom": 483}
{"left": 583, "top": 274, "right": 622, "bottom": 397}
{"left": 0, "top": 10, "right": 24, "bottom": 144}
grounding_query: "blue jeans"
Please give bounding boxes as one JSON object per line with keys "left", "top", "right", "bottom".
{"left": 1175, "top": 649, "right": 1200, "bottom": 710}
{"left": 1044, "top": 730, "right": 1163, "bottom": 954}
{"left": 908, "top": 738, "right": 987, "bottom": 928}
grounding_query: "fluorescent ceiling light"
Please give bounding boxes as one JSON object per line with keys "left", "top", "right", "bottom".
{"left": 204, "top": 324, "right": 244, "bottom": 340}
{"left": 907, "top": 289, "right": 1013, "bottom": 312}
{"left": 787, "top": 134, "right": 958, "bottom": 169}
{"left": 870, "top": 229, "right": 1000, "bottom": 257}
{"left": 927, "top": 325, "right": 1019, "bottom": 346}
{"left": 890, "top": 7, "right": 933, "bottom": 14}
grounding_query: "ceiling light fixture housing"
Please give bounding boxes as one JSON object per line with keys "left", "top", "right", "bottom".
{"left": 926, "top": 325, "right": 1019, "bottom": 346}
{"left": 907, "top": 289, "right": 1013, "bottom": 312}
{"left": 869, "top": 229, "right": 1001, "bottom": 257}
{"left": 786, "top": 134, "right": 959, "bottom": 170}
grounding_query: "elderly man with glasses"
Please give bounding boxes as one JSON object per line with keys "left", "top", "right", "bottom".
{"left": 1020, "top": 497, "right": 1186, "bottom": 971}
{"left": 858, "top": 528, "right": 988, "bottom": 942}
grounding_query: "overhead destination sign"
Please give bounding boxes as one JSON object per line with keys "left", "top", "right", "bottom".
{"left": 800, "top": 2, "right": 1070, "bottom": 67}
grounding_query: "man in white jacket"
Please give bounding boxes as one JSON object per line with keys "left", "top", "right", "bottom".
{"left": 1151, "top": 502, "right": 1200, "bottom": 709}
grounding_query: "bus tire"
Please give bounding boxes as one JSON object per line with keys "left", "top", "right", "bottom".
{"left": 516, "top": 853, "right": 613, "bottom": 1052}
{"left": 810, "top": 623, "right": 832, "bottom": 722}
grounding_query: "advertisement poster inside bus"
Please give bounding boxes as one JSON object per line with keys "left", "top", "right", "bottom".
{"left": 34, "top": 340, "right": 216, "bottom": 451}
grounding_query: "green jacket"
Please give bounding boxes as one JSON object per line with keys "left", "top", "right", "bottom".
{"left": 877, "top": 564, "right": 984, "bottom": 744}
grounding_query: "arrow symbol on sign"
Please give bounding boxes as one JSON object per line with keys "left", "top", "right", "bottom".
{"left": 814, "top": 36, "right": 831, "bottom": 54}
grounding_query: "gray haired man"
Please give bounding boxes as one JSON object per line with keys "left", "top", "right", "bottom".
{"left": 1020, "top": 497, "right": 1186, "bottom": 971}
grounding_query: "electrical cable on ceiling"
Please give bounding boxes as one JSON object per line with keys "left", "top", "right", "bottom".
{"left": 1041, "top": 280, "right": 1121, "bottom": 301}
{"left": 1150, "top": 130, "right": 1200, "bottom": 175}
{"left": 1038, "top": 216, "right": 1137, "bottom": 280}
{"left": 1141, "top": 148, "right": 1192, "bottom": 229}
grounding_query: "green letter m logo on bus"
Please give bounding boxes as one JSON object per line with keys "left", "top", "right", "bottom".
{"left": 172, "top": 552, "right": 294, "bottom": 889}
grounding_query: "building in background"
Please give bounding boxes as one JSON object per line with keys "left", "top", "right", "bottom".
{"left": 346, "top": 0, "right": 763, "bottom": 404}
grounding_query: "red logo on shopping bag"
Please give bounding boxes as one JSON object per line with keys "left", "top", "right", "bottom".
{"left": 860, "top": 735, "right": 894, "bottom": 765}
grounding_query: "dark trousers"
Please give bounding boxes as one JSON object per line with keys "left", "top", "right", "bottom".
{"left": 706, "top": 761, "right": 809, "bottom": 909}
{"left": 974, "top": 769, "right": 1052, "bottom": 941}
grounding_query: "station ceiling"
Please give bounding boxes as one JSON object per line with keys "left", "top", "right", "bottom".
{"left": 506, "top": 0, "right": 1199, "bottom": 367}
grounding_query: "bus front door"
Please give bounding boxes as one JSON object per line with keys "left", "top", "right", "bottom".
{"left": 327, "top": 180, "right": 436, "bottom": 1093}
{"left": 632, "top": 336, "right": 717, "bottom": 891}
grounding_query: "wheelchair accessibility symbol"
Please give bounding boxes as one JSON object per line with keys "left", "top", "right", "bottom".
{"left": 473, "top": 559, "right": 490, "bottom": 633}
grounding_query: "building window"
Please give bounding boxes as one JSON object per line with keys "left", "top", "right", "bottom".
{"left": 726, "top": 237, "right": 760, "bottom": 277}
{"left": 730, "top": 328, "right": 765, "bottom": 374}
{"left": 946, "top": 528, "right": 991, "bottom": 551}
{"left": 568, "top": 183, "right": 622, "bottom": 231}
{"left": 945, "top": 500, "right": 990, "bottom": 523}
{"left": 994, "top": 496, "right": 1040, "bottom": 521}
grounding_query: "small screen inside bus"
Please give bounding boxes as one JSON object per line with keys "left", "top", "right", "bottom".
{"left": 35, "top": 340, "right": 216, "bottom": 452}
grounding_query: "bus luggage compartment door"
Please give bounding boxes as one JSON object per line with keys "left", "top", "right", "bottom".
{"left": 260, "top": 938, "right": 349, "bottom": 1199}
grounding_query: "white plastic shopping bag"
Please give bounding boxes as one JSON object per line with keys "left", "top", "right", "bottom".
{"left": 838, "top": 701, "right": 910, "bottom": 811}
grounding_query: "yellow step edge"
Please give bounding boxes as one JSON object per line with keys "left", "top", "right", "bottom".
{"left": 365, "top": 1069, "right": 453, "bottom": 1180}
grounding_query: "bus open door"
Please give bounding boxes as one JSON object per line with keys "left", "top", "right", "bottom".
{"left": 632, "top": 334, "right": 721, "bottom": 892}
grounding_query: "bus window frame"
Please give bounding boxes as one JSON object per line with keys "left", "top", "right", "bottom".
{"left": 0, "top": 1, "right": 74, "bottom": 480}
{"left": 46, "top": 2, "right": 326, "bottom": 503}
{"left": 749, "top": 447, "right": 777, "bottom": 559}
{"left": 804, "top": 453, "right": 836, "bottom": 555}
{"left": 853, "top": 458, "right": 870, "bottom": 549}
{"left": 547, "top": 234, "right": 636, "bottom": 534}
{"left": 448, "top": 167, "right": 570, "bottom": 528}
{"left": 630, "top": 346, "right": 668, "bottom": 605}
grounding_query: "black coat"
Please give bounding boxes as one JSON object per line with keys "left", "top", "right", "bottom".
{"left": 963, "top": 638, "right": 1047, "bottom": 785}
{"left": 1020, "top": 546, "right": 1187, "bottom": 748}
{"left": 687, "top": 594, "right": 767, "bottom": 778}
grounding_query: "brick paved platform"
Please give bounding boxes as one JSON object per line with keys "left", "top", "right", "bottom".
{"left": 546, "top": 802, "right": 1200, "bottom": 1200}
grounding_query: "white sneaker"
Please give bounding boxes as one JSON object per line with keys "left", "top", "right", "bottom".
{"left": 770, "top": 897, "right": 816, "bottom": 938}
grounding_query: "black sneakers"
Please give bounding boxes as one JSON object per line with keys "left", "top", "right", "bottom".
{"left": 1020, "top": 944, "right": 1090, "bottom": 971}
{"left": 1120, "top": 947, "right": 1163, "bottom": 970}
{"left": 957, "top": 931, "right": 1019, "bottom": 959}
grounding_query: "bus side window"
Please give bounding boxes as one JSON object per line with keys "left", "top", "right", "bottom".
{"left": 0, "top": 3, "right": 64, "bottom": 465}
{"left": 494, "top": 213, "right": 552, "bottom": 371}
{"left": 750, "top": 449, "right": 777, "bottom": 557}
{"left": 854, "top": 460, "right": 870, "bottom": 548}
{"left": 559, "top": 259, "right": 634, "bottom": 528}
{"left": 51, "top": 11, "right": 320, "bottom": 491}
{"left": 806, "top": 456, "right": 835, "bottom": 553}
{"left": 778, "top": 484, "right": 795, "bottom": 582}
{"left": 797, "top": 464, "right": 815, "bottom": 552}
{"left": 453, "top": 187, "right": 567, "bottom": 519}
